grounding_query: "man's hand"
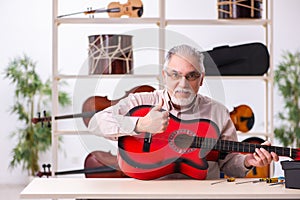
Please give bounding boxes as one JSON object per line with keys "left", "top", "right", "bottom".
{"left": 244, "top": 141, "right": 279, "bottom": 168}
{"left": 135, "top": 98, "right": 169, "bottom": 134}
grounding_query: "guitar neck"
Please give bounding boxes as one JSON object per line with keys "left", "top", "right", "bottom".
{"left": 192, "top": 137, "right": 299, "bottom": 160}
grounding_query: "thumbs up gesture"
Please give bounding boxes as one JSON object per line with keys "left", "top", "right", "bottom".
{"left": 135, "top": 98, "right": 169, "bottom": 134}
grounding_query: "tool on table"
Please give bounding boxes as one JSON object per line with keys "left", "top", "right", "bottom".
{"left": 211, "top": 177, "right": 236, "bottom": 185}
{"left": 236, "top": 177, "right": 285, "bottom": 185}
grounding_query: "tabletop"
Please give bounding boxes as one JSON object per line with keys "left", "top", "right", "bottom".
{"left": 20, "top": 177, "right": 300, "bottom": 199}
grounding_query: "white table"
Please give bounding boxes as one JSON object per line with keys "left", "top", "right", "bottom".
{"left": 20, "top": 178, "right": 300, "bottom": 199}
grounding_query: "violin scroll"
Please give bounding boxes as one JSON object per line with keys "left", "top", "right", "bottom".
{"left": 31, "top": 111, "right": 51, "bottom": 127}
{"left": 36, "top": 163, "right": 52, "bottom": 178}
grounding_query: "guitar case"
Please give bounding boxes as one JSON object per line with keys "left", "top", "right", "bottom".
{"left": 203, "top": 42, "right": 270, "bottom": 76}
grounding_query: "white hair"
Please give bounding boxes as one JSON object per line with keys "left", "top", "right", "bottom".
{"left": 163, "top": 44, "right": 205, "bottom": 73}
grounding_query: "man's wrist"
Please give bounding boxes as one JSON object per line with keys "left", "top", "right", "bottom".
{"left": 135, "top": 118, "right": 143, "bottom": 133}
{"left": 244, "top": 156, "right": 253, "bottom": 169}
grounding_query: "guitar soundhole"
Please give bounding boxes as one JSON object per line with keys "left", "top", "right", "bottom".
{"left": 169, "top": 129, "right": 195, "bottom": 154}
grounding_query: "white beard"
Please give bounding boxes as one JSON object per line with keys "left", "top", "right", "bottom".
{"left": 170, "top": 88, "right": 196, "bottom": 107}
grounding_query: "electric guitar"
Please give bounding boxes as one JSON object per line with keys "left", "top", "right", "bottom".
{"left": 118, "top": 105, "right": 300, "bottom": 180}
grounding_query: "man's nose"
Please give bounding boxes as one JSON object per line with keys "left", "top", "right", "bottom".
{"left": 178, "top": 76, "right": 189, "bottom": 86}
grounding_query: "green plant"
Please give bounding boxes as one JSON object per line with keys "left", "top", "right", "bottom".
{"left": 273, "top": 51, "right": 300, "bottom": 147}
{"left": 4, "top": 54, "right": 71, "bottom": 176}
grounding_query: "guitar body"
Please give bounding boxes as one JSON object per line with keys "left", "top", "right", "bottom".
{"left": 118, "top": 105, "right": 221, "bottom": 180}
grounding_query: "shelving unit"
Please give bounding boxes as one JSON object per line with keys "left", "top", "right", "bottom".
{"left": 51, "top": 0, "right": 274, "bottom": 176}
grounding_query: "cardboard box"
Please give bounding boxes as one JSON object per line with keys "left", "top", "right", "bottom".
{"left": 281, "top": 160, "right": 300, "bottom": 189}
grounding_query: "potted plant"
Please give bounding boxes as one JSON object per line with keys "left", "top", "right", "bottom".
{"left": 273, "top": 50, "right": 300, "bottom": 147}
{"left": 4, "top": 54, "right": 71, "bottom": 176}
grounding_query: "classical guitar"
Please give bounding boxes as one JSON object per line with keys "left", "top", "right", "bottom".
{"left": 118, "top": 105, "right": 300, "bottom": 180}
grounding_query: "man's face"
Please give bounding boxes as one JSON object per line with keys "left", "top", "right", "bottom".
{"left": 163, "top": 54, "right": 204, "bottom": 107}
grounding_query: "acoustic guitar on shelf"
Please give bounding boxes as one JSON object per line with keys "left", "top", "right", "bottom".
{"left": 118, "top": 105, "right": 300, "bottom": 180}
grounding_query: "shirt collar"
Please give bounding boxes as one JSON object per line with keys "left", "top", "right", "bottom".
{"left": 163, "top": 89, "right": 172, "bottom": 111}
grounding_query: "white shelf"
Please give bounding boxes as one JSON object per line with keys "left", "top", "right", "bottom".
{"left": 55, "top": 74, "right": 271, "bottom": 81}
{"left": 55, "top": 17, "right": 160, "bottom": 25}
{"left": 55, "top": 74, "right": 159, "bottom": 80}
{"left": 55, "top": 18, "right": 270, "bottom": 26}
{"left": 205, "top": 75, "right": 271, "bottom": 81}
{"left": 237, "top": 132, "right": 273, "bottom": 137}
{"left": 54, "top": 130, "right": 91, "bottom": 136}
{"left": 167, "top": 19, "right": 271, "bottom": 26}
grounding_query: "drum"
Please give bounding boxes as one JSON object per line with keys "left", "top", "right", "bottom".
{"left": 88, "top": 34, "right": 133, "bottom": 74}
{"left": 217, "top": 0, "right": 262, "bottom": 19}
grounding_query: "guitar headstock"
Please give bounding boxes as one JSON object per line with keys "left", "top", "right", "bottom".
{"left": 31, "top": 110, "right": 51, "bottom": 127}
{"left": 36, "top": 163, "right": 52, "bottom": 178}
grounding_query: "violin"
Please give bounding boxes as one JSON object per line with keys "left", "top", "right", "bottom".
{"left": 32, "top": 85, "right": 155, "bottom": 127}
{"left": 36, "top": 151, "right": 127, "bottom": 178}
{"left": 230, "top": 104, "right": 255, "bottom": 133}
{"left": 57, "top": 0, "right": 143, "bottom": 18}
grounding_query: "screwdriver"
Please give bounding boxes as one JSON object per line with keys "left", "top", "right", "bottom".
{"left": 211, "top": 177, "right": 236, "bottom": 185}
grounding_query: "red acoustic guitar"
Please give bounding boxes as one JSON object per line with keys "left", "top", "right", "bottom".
{"left": 118, "top": 105, "right": 300, "bottom": 180}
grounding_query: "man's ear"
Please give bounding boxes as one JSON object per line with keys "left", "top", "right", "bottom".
{"left": 199, "top": 73, "right": 205, "bottom": 86}
{"left": 162, "top": 69, "right": 166, "bottom": 83}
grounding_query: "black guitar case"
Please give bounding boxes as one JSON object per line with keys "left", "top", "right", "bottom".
{"left": 203, "top": 42, "right": 270, "bottom": 76}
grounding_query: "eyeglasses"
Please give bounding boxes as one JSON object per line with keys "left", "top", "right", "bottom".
{"left": 164, "top": 68, "right": 201, "bottom": 81}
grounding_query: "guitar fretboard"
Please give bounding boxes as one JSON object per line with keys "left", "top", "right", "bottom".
{"left": 191, "top": 137, "right": 297, "bottom": 159}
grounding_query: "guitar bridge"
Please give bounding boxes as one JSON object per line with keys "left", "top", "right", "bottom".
{"left": 143, "top": 132, "right": 152, "bottom": 152}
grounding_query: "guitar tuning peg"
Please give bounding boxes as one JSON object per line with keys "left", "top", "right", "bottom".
{"left": 46, "top": 163, "right": 51, "bottom": 177}
{"left": 39, "top": 111, "right": 44, "bottom": 127}
{"left": 46, "top": 163, "right": 51, "bottom": 169}
{"left": 41, "top": 111, "right": 47, "bottom": 128}
{"left": 42, "top": 164, "right": 47, "bottom": 172}
{"left": 88, "top": 7, "right": 94, "bottom": 18}
{"left": 37, "top": 112, "right": 44, "bottom": 127}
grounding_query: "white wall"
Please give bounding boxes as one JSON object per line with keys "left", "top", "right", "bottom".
{"left": 1, "top": 0, "right": 300, "bottom": 184}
